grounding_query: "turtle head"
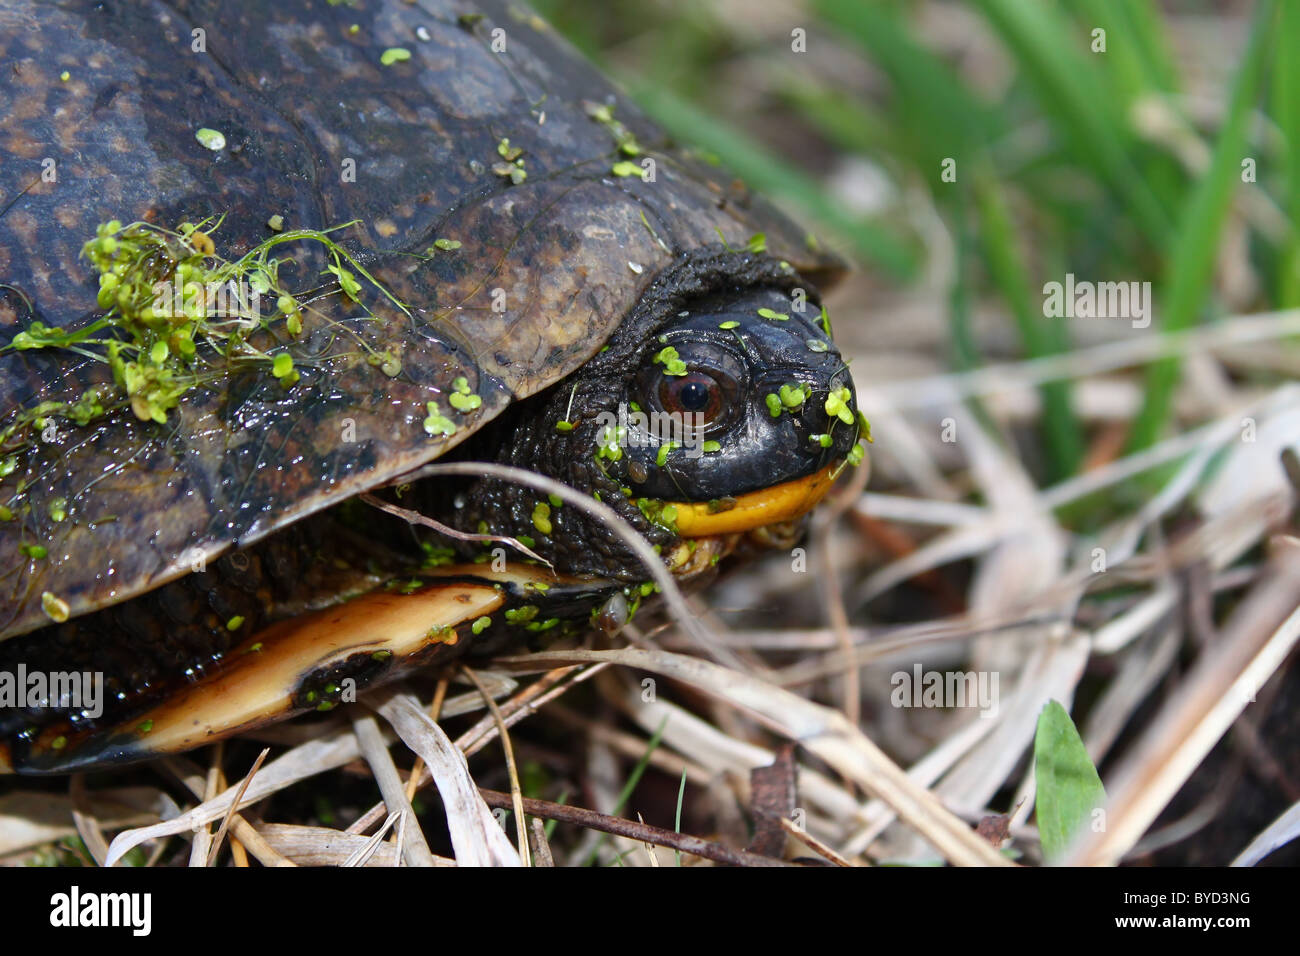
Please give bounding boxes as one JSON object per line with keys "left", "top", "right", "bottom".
{"left": 449, "top": 250, "right": 866, "bottom": 580}
{"left": 610, "top": 287, "right": 860, "bottom": 541}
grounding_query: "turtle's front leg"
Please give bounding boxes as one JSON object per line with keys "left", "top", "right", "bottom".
{"left": 1, "top": 566, "right": 613, "bottom": 774}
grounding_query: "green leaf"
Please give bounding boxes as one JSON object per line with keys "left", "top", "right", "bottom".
{"left": 856, "top": 410, "right": 873, "bottom": 442}
{"left": 655, "top": 441, "right": 678, "bottom": 466}
{"left": 653, "top": 346, "right": 687, "bottom": 376}
{"left": 448, "top": 390, "right": 481, "bottom": 411}
{"left": 824, "top": 386, "right": 855, "bottom": 424}
{"left": 423, "top": 401, "right": 456, "bottom": 437}
{"left": 195, "top": 127, "right": 226, "bottom": 151}
{"left": 1034, "top": 700, "right": 1106, "bottom": 862}
{"left": 779, "top": 383, "right": 807, "bottom": 409}
{"left": 326, "top": 262, "right": 362, "bottom": 302}
{"left": 505, "top": 605, "right": 539, "bottom": 624}
{"left": 531, "top": 501, "right": 552, "bottom": 535}
{"left": 41, "top": 591, "right": 70, "bottom": 623}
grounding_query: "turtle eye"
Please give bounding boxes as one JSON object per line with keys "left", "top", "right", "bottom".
{"left": 658, "top": 370, "right": 727, "bottom": 424}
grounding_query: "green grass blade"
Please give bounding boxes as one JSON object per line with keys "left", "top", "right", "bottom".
{"left": 974, "top": 0, "right": 1172, "bottom": 245}
{"left": 581, "top": 716, "right": 667, "bottom": 866}
{"left": 542, "top": 789, "right": 568, "bottom": 842}
{"left": 674, "top": 768, "right": 687, "bottom": 867}
{"left": 1273, "top": 1, "right": 1300, "bottom": 308}
{"left": 1127, "top": 0, "right": 1278, "bottom": 453}
{"left": 974, "top": 172, "right": 1084, "bottom": 478}
{"left": 1061, "top": 0, "right": 1149, "bottom": 103}
{"left": 813, "top": 0, "right": 995, "bottom": 172}
{"left": 1063, "top": 0, "right": 1178, "bottom": 95}
{"left": 631, "top": 84, "right": 917, "bottom": 277}
{"left": 779, "top": 82, "right": 891, "bottom": 158}
{"left": 947, "top": 185, "right": 981, "bottom": 374}
{"left": 1118, "top": 0, "right": 1181, "bottom": 92}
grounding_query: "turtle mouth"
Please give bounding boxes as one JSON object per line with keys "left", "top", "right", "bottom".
{"left": 667, "top": 461, "right": 842, "bottom": 538}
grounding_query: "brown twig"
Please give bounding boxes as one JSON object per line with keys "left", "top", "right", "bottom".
{"left": 359, "top": 491, "right": 554, "bottom": 571}
{"left": 476, "top": 788, "right": 794, "bottom": 867}
{"left": 780, "top": 817, "right": 855, "bottom": 867}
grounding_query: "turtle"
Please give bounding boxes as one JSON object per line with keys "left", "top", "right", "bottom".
{"left": 0, "top": 0, "right": 865, "bottom": 775}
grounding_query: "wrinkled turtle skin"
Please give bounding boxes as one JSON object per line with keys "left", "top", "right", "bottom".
{"left": 0, "top": 0, "right": 859, "bottom": 773}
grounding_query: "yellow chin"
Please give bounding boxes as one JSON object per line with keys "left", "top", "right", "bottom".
{"left": 669, "top": 462, "right": 841, "bottom": 537}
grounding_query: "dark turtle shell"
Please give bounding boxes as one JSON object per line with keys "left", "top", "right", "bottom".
{"left": 0, "top": 0, "right": 842, "bottom": 639}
